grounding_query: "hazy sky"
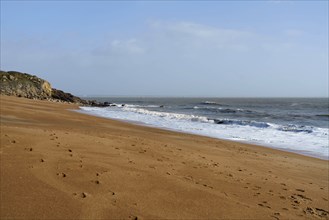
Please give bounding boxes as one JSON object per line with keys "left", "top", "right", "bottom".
{"left": 1, "top": 1, "right": 328, "bottom": 97}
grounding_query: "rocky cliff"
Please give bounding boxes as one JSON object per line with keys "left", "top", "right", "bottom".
{"left": 0, "top": 70, "right": 109, "bottom": 106}
{"left": 0, "top": 71, "right": 52, "bottom": 99}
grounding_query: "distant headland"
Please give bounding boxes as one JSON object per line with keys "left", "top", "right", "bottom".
{"left": 0, "top": 70, "right": 110, "bottom": 107}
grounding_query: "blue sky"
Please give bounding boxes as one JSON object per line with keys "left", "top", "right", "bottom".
{"left": 1, "top": 1, "right": 328, "bottom": 97}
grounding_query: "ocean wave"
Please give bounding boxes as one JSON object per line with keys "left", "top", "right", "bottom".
{"left": 193, "top": 106, "right": 254, "bottom": 114}
{"left": 122, "top": 106, "right": 209, "bottom": 123}
{"left": 123, "top": 106, "right": 326, "bottom": 134}
{"left": 200, "top": 101, "right": 228, "bottom": 106}
{"left": 277, "top": 124, "right": 314, "bottom": 133}
{"left": 79, "top": 106, "right": 329, "bottom": 159}
{"left": 121, "top": 104, "right": 162, "bottom": 108}
{"left": 212, "top": 118, "right": 270, "bottom": 128}
{"left": 123, "top": 106, "right": 273, "bottom": 129}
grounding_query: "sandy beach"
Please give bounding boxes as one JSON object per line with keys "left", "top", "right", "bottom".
{"left": 0, "top": 95, "right": 328, "bottom": 219}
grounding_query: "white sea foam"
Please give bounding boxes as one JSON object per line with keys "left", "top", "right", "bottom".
{"left": 79, "top": 106, "right": 329, "bottom": 160}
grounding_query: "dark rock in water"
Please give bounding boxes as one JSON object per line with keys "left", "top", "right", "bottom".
{"left": 220, "top": 108, "right": 236, "bottom": 113}
{"left": 213, "top": 119, "right": 225, "bottom": 124}
{"left": 85, "top": 100, "right": 112, "bottom": 107}
{"left": 159, "top": 105, "right": 164, "bottom": 108}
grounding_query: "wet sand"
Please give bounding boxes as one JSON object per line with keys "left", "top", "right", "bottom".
{"left": 1, "top": 95, "right": 328, "bottom": 219}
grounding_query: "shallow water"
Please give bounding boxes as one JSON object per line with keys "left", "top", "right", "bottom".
{"left": 79, "top": 97, "right": 329, "bottom": 160}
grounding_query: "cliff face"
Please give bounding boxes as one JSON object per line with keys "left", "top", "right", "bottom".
{"left": 0, "top": 71, "right": 52, "bottom": 99}
{"left": 0, "top": 70, "right": 110, "bottom": 107}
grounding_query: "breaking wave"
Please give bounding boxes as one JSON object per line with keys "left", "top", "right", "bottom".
{"left": 79, "top": 105, "right": 329, "bottom": 159}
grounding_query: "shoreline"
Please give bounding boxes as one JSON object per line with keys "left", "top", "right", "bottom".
{"left": 77, "top": 107, "right": 329, "bottom": 161}
{"left": 1, "top": 95, "right": 328, "bottom": 219}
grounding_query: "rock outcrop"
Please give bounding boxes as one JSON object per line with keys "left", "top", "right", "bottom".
{"left": 51, "top": 88, "right": 86, "bottom": 104}
{"left": 0, "top": 70, "right": 110, "bottom": 107}
{"left": 1, "top": 71, "right": 52, "bottom": 99}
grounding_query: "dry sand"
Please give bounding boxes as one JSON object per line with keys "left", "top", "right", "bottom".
{"left": 0, "top": 95, "right": 328, "bottom": 219}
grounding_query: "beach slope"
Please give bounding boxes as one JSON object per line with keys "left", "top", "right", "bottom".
{"left": 0, "top": 95, "right": 328, "bottom": 219}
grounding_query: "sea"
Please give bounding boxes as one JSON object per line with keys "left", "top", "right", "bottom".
{"left": 79, "top": 97, "right": 329, "bottom": 160}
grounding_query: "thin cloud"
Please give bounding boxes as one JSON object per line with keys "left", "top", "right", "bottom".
{"left": 149, "top": 21, "right": 254, "bottom": 50}
{"left": 283, "top": 29, "right": 304, "bottom": 37}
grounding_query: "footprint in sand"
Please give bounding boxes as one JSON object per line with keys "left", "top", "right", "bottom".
{"left": 253, "top": 185, "right": 261, "bottom": 190}
{"left": 296, "top": 188, "right": 305, "bottom": 192}
{"left": 203, "top": 184, "right": 213, "bottom": 189}
{"left": 57, "top": 172, "right": 66, "bottom": 177}
{"left": 81, "top": 192, "right": 88, "bottom": 198}
{"left": 304, "top": 207, "right": 329, "bottom": 218}
{"left": 295, "top": 194, "right": 312, "bottom": 201}
{"left": 258, "top": 202, "right": 271, "bottom": 209}
{"left": 253, "top": 192, "right": 261, "bottom": 196}
{"left": 270, "top": 213, "right": 280, "bottom": 220}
